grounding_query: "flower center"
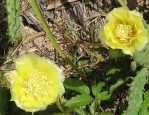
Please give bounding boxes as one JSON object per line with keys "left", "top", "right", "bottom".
{"left": 23, "top": 70, "right": 51, "bottom": 98}
{"left": 115, "top": 24, "right": 133, "bottom": 41}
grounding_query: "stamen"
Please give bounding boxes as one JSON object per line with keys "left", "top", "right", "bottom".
{"left": 115, "top": 24, "right": 133, "bottom": 41}
{"left": 23, "top": 70, "right": 51, "bottom": 98}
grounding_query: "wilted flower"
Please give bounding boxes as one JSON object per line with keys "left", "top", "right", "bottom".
{"left": 8, "top": 53, "right": 65, "bottom": 112}
{"left": 99, "top": 7, "right": 149, "bottom": 55}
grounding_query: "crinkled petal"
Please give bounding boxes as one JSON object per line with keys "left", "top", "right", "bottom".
{"left": 98, "top": 7, "right": 149, "bottom": 56}
{"left": 135, "top": 29, "right": 149, "bottom": 51}
{"left": 9, "top": 53, "right": 65, "bottom": 112}
{"left": 106, "top": 7, "right": 129, "bottom": 22}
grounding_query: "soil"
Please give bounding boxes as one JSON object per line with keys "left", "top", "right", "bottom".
{"left": 0, "top": 0, "right": 149, "bottom": 73}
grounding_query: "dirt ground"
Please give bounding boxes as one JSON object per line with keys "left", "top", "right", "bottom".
{"left": 0, "top": 0, "right": 149, "bottom": 73}
{"left": 16, "top": 0, "right": 148, "bottom": 73}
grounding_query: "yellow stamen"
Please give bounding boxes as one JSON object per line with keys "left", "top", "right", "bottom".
{"left": 23, "top": 70, "right": 51, "bottom": 98}
{"left": 115, "top": 24, "right": 133, "bottom": 41}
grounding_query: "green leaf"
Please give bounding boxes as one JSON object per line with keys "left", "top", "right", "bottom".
{"left": 139, "top": 91, "right": 149, "bottom": 115}
{"left": 90, "top": 99, "right": 101, "bottom": 115}
{"left": 0, "top": 87, "right": 9, "bottom": 115}
{"left": 64, "top": 78, "right": 90, "bottom": 94}
{"left": 109, "top": 49, "right": 124, "bottom": 59}
{"left": 97, "top": 91, "right": 111, "bottom": 101}
{"left": 74, "top": 107, "right": 87, "bottom": 115}
{"left": 92, "top": 82, "right": 105, "bottom": 97}
{"left": 106, "top": 68, "right": 120, "bottom": 75}
{"left": 110, "top": 79, "right": 124, "bottom": 93}
{"left": 90, "top": 101, "right": 96, "bottom": 115}
{"left": 65, "top": 94, "right": 93, "bottom": 108}
{"left": 127, "top": 68, "right": 148, "bottom": 115}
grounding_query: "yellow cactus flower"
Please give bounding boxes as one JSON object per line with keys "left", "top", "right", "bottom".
{"left": 99, "top": 7, "right": 149, "bottom": 55}
{"left": 9, "top": 53, "right": 65, "bottom": 112}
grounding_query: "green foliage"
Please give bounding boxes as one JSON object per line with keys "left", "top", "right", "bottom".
{"left": 83, "top": 0, "right": 90, "bottom": 4}
{"left": 0, "top": 87, "right": 9, "bottom": 115}
{"left": 6, "top": 0, "right": 20, "bottom": 41}
{"left": 106, "top": 68, "right": 120, "bottom": 75}
{"left": 134, "top": 42, "right": 149, "bottom": 69}
{"left": 131, "top": 61, "right": 137, "bottom": 71}
{"left": 65, "top": 94, "right": 93, "bottom": 108}
{"left": 91, "top": 82, "right": 111, "bottom": 101}
{"left": 109, "top": 49, "right": 124, "bottom": 59}
{"left": 139, "top": 91, "right": 149, "bottom": 115}
{"left": 127, "top": 68, "right": 148, "bottom": 115}
{"left": 90, "top": 101, "right": 98, "bottom": 115}
{"left": 74, "top": 107, "right": 87, "bottom": 115}
{"left": 98, "top": 112, "right": 114, "bottom": 115}
{"left": 110, "top": 79, "right": 124, "bottom": 93}
{"left": 90, "top": 82, "right": 114, "bottom": 115}
{"left": 97, "top": 91, "right": 111, "bottom": 101}
{"left": 92, "top": 82, "right": 105, "bottom": 97}
{"left": 64, "top": 78, "right": 90, "bottom": 94}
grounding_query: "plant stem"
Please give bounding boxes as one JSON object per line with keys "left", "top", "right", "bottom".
{"left": 117, "top": 0, "right": 129, "bottom": 10}
{"left": 110, "top": 79, "right": 125, "bottom": 93}
{"left": 56, "top": 97, "right": 65, "bottom": 113}
{"left": 28, "top": 0, "right": 85, "bottom": 78}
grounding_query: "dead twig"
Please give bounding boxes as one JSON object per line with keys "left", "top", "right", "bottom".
{"left": 23, "top": 31, "right": 45, "bottom": 44}
{"left": 47, "top": 0, "right": 78, "bottom": 10}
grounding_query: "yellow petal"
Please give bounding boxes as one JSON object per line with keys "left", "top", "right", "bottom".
{"left": 135, "top": 29, "right": 149, "bottom": 51}
{"left": 130, "top": 10, "right": 143, "bottom": 19}
{"left": 15, "top": 54, "right": 35, "bottom": 77}
{"left": 9, "top": 53, "right": 65, "bottom": 112}
{"left": 98, "top": 7, "right": 149, "bottom": 56}
{"left": 106, "top": 7, "right": 128, "bottom": 22}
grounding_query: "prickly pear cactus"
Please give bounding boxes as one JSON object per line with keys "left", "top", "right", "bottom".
{"left": 127, "top": 68, "right": 148, "bottom": 115}
{"left": 6, "top": 0, "right": 20, "bottom": 41}
{"left": 134, "top": 42, "right": 149, "bottom": 69}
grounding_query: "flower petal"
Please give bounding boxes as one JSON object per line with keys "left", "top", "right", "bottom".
{"left": 9, "top": 53, "right": 65, "bottom": 112}
{"left": 106, "top": 7, "right": 128, "bottom": 22}
{"left": 98, "top": 7, "right": 149, "bottom": 56}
